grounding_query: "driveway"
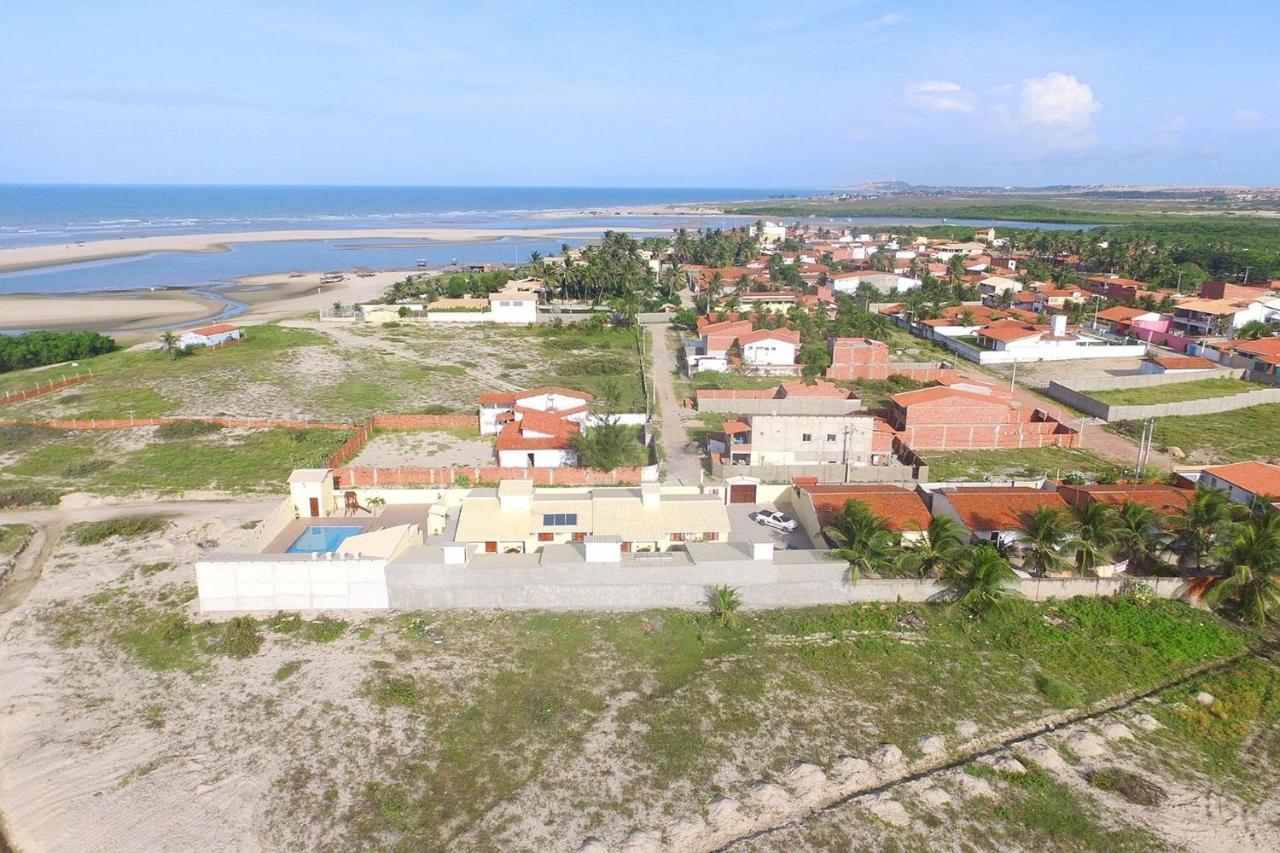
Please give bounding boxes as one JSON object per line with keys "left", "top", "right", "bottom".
{"left": 726, "top": 503, "right": 815, "bottom": 549}
{"left": 647, "top": 325, "right": 705, "bottom": 485}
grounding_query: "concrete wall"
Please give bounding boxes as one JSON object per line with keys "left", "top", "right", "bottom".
{"left": 197, "top": 555, "right": 390, "bottom": 611}
{"left": 1044, "top": 368, "right": 1280, "bottom": 421}
{"left": 696, "top": 396, "right": 862, "bottom": 416}
{"left": 710, "top": 460, "right": 926, "bottom": 484}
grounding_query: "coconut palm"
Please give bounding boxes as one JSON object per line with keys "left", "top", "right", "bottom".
{"left": 704, "top": 585, "right": 743, "bottom": 630}
{"left": 160, "top": 330, "right": 178, "bottom": 360}
{"left": 1170, "top": 485, "right": 1234, "bottom": 570}
{"left": 1204, "top": 513, "right": 1280, "bottom": 626}
{"left": 943, "top": 543, "right": 1022, "bottom": 614}
{"left": 1113, "top": 500, "right": 1169, "bottom": 574}
{"left": 1018, "top": 506, "right": 1080, "bottom": 576}
{"left": 896, "top": 515, "right": 966, "bottom": 578}
{"left": 823, "top": 499, "right": 897, "bottom": 582}
{"left": 1070, "top": 501, "right": 1119, "bottom": 574}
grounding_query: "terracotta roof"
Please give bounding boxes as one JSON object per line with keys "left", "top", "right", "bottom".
{"left": 777, "top": 379, "right": 852, "bottom": 398}
{"left": 1096, "top": 306, "right": 1149, "bottom": 323}
{"left": 800, "top": 484, "right": 932, "bottom": 533}
{"left": 720, "top": 420, "right": 752, "bottom": 434}
{"left": 943, "top": 488, "right": 1068, "bottom": 532}
{"left": 478, "top": 386, "right": 593, "bottom": 405}
{"left": 738, "top": 328, "right": 801, "bottom": 346}
{"left": 1201, "top": 461, "right": 1280, "bottom": 498}
{"left": 976, "top": 320, "right": 1047, "bottom": 343}
{"left": 1086, "top": 276, "right": 1148, "bottom": 288}
{"left": 700, "top": 319, "right": 754, "bottom": 336}
{"left": 1233, "top": 338, "right": 1280, "bottom": 358}
{"left": 891, "top": 385, "right": 1007, "bottom": 409}
{"left": 495, "top": 413, "right": 579, "bottom": 451}
{"left": 1149, "top": 356, "right": 1217, "bottom": 370}
{"left": 738, "top": 291, "right": 799, "bottom": 301}
{"left": 1056, "top": 483, "right": 1192, "bottom": 515}
{"left": 188, "top": 323, "right": 240, "bottom": 336}
{"left": 1175, "top": 298, "right": 1249, "bottom": 316}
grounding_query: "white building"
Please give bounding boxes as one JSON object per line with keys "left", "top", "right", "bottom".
{"left": 178, "top": 323, "right": 242, "bottom": 348}
{"left": 479, "top": 386, "right": 593, "bottom": 435}
{"left": 829, "top": 271, "right": 922, "bottom": 295}
{"left": 739, "top": 329, "right": 800, "bottom": 367}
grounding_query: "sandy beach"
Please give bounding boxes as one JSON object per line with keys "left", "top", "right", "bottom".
{"left": 0, "top": 269, "right": 415, "bottom": 339}
{"left": 0, "top": 225, "right": 669, "bottom": 275}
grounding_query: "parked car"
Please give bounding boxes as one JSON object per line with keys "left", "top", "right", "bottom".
{"left": 751, "top": 510, "right": 798, "bottom": 532}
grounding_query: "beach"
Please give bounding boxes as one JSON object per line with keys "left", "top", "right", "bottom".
{"left": 0, "top": 225, "right": 672, "bottom": 275}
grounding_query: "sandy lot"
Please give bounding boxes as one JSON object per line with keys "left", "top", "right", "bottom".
{"left": 350, "top": 431, "right": 494, "bottom": 468}
{"left": 0, "top": 291, "right": 226, "bottom": 334}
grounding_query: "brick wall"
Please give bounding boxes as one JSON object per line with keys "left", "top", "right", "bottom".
{"left": 0, "top": 373, "right": 93, "bottom": 407}
{"left": 0, "top": 414, "right": 355, "bottom": 431}
{"left": 896, "top": 422, "right": 1079, "bottom": 451}
{"left": 826, "top": 363, "right": 958, "bottom": 382}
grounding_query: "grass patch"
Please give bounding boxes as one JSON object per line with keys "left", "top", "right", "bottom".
{"left": 0, "top": 523, "right": 33, "bottom": 557}
{"left": 1089, "top": 377, "right": 1265, "bottom": 406}
{"left": 70, "top": 515, "right": 171, "bottom": 545}
{"left": 155, "top": 419, "right": 224, "bottom": 440}
{"left": 0, "top": 483, "right": 61, "bottom": 507}
{"left": 268, "top": 612, "right": 349, "bottom": 643}
{"left": 1112, "top": 403, "right": 1280, "bottom": 463}
{"left": 1087, "top": 767, "right": 1167, "bottom": 806}
{"left": 923, "top": 446, "right": 1117, "bottom": 481}
{"left": 274, "top": 660, "right": 304, "bottom": 682}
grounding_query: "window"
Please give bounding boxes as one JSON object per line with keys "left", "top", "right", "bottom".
{"left": 801, "top": 433, "right": 812, "bottom": 442}
{"left": 671, "top": 532, "right": 686, "bottom": 542}
{"left": 542, "top": 513, "right": 578, "bottom": 526}
{"left": 537, "top": 532, "right": 554, "bottom": 542}
{"left": 572, "top": 532, "right": 587, "bottom": 542}
{"left": 826, "top": 433, "right": 837, "bottom": 442}
{"left": 706, "top": 531, "right": 719, "bottom": 541}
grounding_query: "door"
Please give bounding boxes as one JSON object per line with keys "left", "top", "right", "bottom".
{"left": 308, "top": 497, "right": 320, "bottom": 517}
{"left": 728, "top": 483, "right": 757, "bottom": 504}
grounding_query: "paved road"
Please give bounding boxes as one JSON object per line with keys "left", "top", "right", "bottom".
{"left": 647, "top": 326, "right": 704, "bottom": 485}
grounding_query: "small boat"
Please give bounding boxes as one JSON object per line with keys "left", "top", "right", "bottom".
{"left": 416, "top": 258, "right": 427, "bottom": 268}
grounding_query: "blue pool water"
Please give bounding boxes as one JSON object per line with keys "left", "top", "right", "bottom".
{"left": 286, "top": 525, "right": 366, "bottom": 554}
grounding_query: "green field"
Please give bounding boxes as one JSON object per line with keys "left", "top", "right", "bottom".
{"left": 1112, "top": 403, "right": 1280, "bottom": 463}
{"left": 0, "top": 422, "right": 350, "bottom": 495}
{"left": 1089, "top": 377, "right": 1265, "bottom": 407}
{"left": 0, "top": 523, "right": 33, "bottom": 557}
{"left": 924, "top": 446, "right": 1119, "bottom": 482}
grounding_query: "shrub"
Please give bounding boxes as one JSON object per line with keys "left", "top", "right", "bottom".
{"left": 573, "top": 356, "right": 630, "bottom": 375}
{"left": 155, "top": 419, "right": 224, "bottom": 440}
{"left": 705, "top": 585, "right": 743, "bottom": 631}
{"left": 0, "top": 485, "right": 61, "bottom": 508}
{"left": 219, "top": 617, "right": 263, "bottom": 658}
{"left": 1034, "top": 672, "right": 1084, "bottom": 708}
{"left": 1087, "top": 768, "right": 1166, "bottom": 805}
{"left": 375, "top": 676, "right": 418, "bottom": 707}
{"left": 71, "top": 515, "right": 171, "bottom": 545}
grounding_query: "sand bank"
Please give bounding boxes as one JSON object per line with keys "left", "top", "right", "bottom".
{"left": 0, "top": 225, "right": 667, "bottom": 275}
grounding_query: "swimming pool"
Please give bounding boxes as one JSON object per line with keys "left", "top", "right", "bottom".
{"left": 286, "top": 525, "right": 366, "bottom": 554}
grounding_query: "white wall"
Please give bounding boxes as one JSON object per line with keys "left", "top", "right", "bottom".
{"left": 743, "top": 341, "right": 797, "bottom": 366}
{"left": 197, "top": 556, "right": 390, "bottom": 612}
{"left": 497, "top": 448, "right": 577, "bottom": 468}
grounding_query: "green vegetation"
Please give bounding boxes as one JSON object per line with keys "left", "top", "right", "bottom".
{"left": 0, "top": 523, "right": 33, "bottom": 557}
{"left": 154, "top": 419, "right": 224, "bottom": 440}
{"left": 1112, "top": 403, "right": 1280, "bottom": 463}
{"left": 70, "top": 515, "right": 171, "bottom": 545}
{"left": 0, "top": 329, "right": 116, "bottom": 373}
{"left": 1089, "top": 377, "right": 1265, "bottom": 406}
{"left": 274, "top": 660, "right": 304, "bottom": 682}
{"left": 0, "top": 426, "right": 350, "bottom": 495}
{"left": 570, "top": 421, "right": 648, "bottom": 470}
{"left": 923, "top": 446, "right": 1117, "bottom": 482}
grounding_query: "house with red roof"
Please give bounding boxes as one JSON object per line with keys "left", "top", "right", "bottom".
{"left": 738, "top": 328, "right": 800, "bottom": 368}
{"left": 178, "top": 323, "right": 242, "bottom": 348}
{"left": 886, "top": 379, "right": 1078, "bottom": 450}
{"left": 479, "top": 386, "right": 593, "bottom": 435}
{"left": 1195, "top": 461, "right": 1280, "bottom": 511}
{"left": 931, "top": 487, "right": 1069, "bottom": 548}
{"left": 1056, "top": 483, "right": 1192, "bottom": 517}
{"left": 1139, "top": 355, "right": 1219, "bottom": 375}
{"left": 494, "top": 409, "right": 582, "bottom": 469}
{"left": 789, "top": 482, "right": 932, "bottom": 545}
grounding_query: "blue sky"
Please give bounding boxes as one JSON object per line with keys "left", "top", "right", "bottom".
{"left": 1, "top": 0, "right": 1276, "bottom": 187}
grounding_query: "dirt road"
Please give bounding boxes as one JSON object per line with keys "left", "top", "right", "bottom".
{"left": 647, "top": 326, "right": 704, "bottom": 485}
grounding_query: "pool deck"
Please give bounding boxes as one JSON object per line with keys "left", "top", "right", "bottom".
{"left": 262, "top": 504, "right": 432, "bottom": 553}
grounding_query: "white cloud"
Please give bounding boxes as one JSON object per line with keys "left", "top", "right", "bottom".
{"left": 904, "top": 80, "right": 974, "bottom": 113}
{"left": 1018, "top": 72, "right": 1100, "bottom": 147}
{"left": 1234, "top": 108, "right": 1263, "bottom": 129}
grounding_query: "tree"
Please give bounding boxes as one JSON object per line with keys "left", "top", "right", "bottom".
{"left": 1236, "top": 319, "right": 1272, "bottom": 341}
{"left": 160, "top": 331, "right": 179, "bottom": 361}
{"left": 1205, "top": 513, "right": 1280, "bottom": 626}
{"left": 1019, "top": 506, "right": 1079, "bottom": 576}
{"left": 1070, "top": 501, "right": 1119, "bottom": 574}
{"left": 943, "top": 543, "right": 1021, "bottom": 614}
{"left": 1170, "top": 485, "right": 1235, "bottom": 569}
{"left": 705, "top": 585, "right": 743, "bottom": 630}
{"left": 798, "top": 342, "right": 832, "bottom": 379}
{"left": 896, "top": 515, "right": 966, "bottom": 578}
{"left": 823, "top": 499, "right": 897, "bottom": 582}
{"left": 569, "top": 419, "right": 637, "bottom": 470}
{"left": 1113, "top": 500, "right": 1168, "bottom": 575}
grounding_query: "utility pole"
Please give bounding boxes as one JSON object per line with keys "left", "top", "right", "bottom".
{"left": 1009, "top": 359, "right": 1018, "bottom": 393}
{"left": 1243, "top": 266, "right": 1252, "bottom": 286}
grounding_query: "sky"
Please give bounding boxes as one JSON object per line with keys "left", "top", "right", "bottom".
{"left": 1, "top": 0, "right": 1277, "bottom": 188}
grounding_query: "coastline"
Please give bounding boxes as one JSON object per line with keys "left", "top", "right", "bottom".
{"left": 0, "top": 224, "right": 677, "bottom": 275}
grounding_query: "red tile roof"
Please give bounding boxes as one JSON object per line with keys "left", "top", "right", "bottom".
{"left": 1056, "top": 483, "right": 1192, "bottom": 515}
{"left": 495, "top": 414, "right": 579, "bottom": 451}
{"left": 800, "top": 484, "right": 932, "bottom": 533}
{"left": 1202, "top": 461, "right": 1280, "bottom": 498}
{"left": 1149, "top": 356, "right": 1217, "bottom": 371}
{"left": 891, "top": 385, "right": 1007, "bottom": 408}
{"left": 720, "top": 420, "right": 752, "bottom": 434}
{"left": 189, "top": 323, "right": 240, "bottom": 336}
{"left": 943, "top": 488, "right": 1068, "bottom": 532}
{"left": 738, "top": 328, "right": 801, "bottom": 346}
{"left": 777, "top": 379, "right": 852, "bottom": 398}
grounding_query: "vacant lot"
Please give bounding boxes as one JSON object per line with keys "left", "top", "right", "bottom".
{"left": 1089, "top": 377, "right": 1265, "bottom": 406}
{"left": 0, "top": 320, "right": 644, "bottom": 422}
{"left": 1112, "top": 403, "right": 1280, "bottom": 464}
{"left": 924, "top": 446, "right": 1120, "bottom": 482}
{"left": 350, "top": 428, "right": 493, "bottom": 468}
{"left": 0, "top": 505, "right": 1255, "bottom": 852}
{"left": 0, "top": 422, "right": 349, "bottom": 496}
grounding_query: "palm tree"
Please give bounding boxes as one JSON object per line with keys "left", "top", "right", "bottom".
{"left": 1205, "top": 514, "right": 1280, "bottom": 626}
{"left": 1113, "top": 500, "right": 1168, "bottom": 574}
{"left": 943, "top": 543, "right": 1022, "bottom": 614}
{"left": 1170, "top": 485, "right": 1234, "bottom": 570}
{"left": 1019, "top": 506, "right": 1079, "bottom": 576}
{"left": 160, "top": 330, "right": 178, "bottom": 360}
{"left": 896, "top": 515, "right": 965, "bottom": 578}
{"left": 823, "top": 499, "right": 897, "bottom": 582}
{"left": 1070, "top": 501, "right": 1119, "bottom": 574}
{"left": 705, "top": 585, "right": 743, "bottom": 630}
